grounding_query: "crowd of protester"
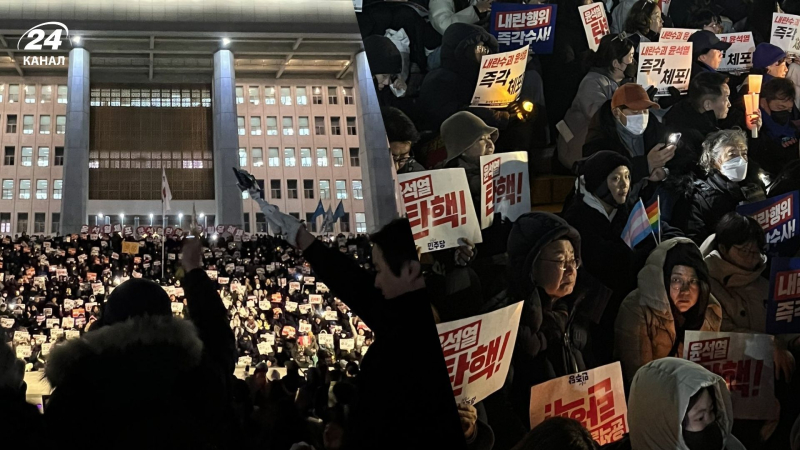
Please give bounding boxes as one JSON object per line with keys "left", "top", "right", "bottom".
{"left": 362, "top": 0, "right": 800, "bottom": 449}
{"left": 5, "top": 0, "right": 800, "bottom": 449}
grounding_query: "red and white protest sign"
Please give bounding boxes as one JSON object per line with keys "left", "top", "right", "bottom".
{"left": 123, "top": 226, "right": 133, "bottom": 237}
{"left": 717, "top": 33, "right": 755, "bottom": 73}
{"left": 437, "top": 301, "right": 522, "bottom": 405}
{"left": 771, "top": 13, "right": 800, "bottom": 54}
{"left": 398, "top": 169, "right": 482, "bottom": 254}
{"left": 479, "top": 152, "right": 530, "bottom": 229}
{"left": 683, "top": 331, "right": 777, "bottom": 420}
{"left": 102, "top": 224, "right": 112, "bottom": 234}
{"left": 113, "top": 224, "right": 122, "bottom": 233}
{"left": 90, "top": 226, "right": 101, "bottom": 235}
{"left": 658, "top": 28, "right": 696, "bottom": 42}
{"left": 80, "top": 225, "right": 89, "bottom": 234}
{"left": 578, "top": 3, "right": 609, "bottom": 51}
{"left": 529, "top": 362, "right": 628, "bottom": 446}
{"left": 470, "top": 46, "right": 528, "bottom": 108}
{"left": 637, "top": 42, "right": 693, "bottom": 96}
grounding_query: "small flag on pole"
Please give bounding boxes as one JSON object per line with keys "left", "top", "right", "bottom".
{"left": 161, "top": 168, "right": 172, "bottom": 212}
{"left": 621, "top": 199, "right": 655, "bottom": 249}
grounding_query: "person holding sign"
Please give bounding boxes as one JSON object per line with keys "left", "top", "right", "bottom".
{"left": 628, "top": 358, "right": 747, "bottom": 450}
{"left": 688, "top": 30, "right": 732, "bottom": 82}
{"left": 245, "top": 172, "right": 467, "bottom": 449}
{"left": 584, "top": 83, "right": 675, "bottom": 181}
{"left": 557, "top": 34, "right": 635, "bottom": 170}
{"left": 701, "top": 212, "right": 798, "bottom": 381}
{"left": 688, "top": 129, "right": 766, "bottom": 245}
{"left": 615, "top": 238, "right": 722, "bottom": 385}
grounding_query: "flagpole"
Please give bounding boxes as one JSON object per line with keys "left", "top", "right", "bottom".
{"left": 161, "top": 198, "right": 165, "bottom": 280}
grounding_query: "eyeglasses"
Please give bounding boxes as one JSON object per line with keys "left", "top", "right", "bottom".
{"left": 669, "top": 277, "right": 700, "bottom": 291}
{"left": 732, "top": 245, "right": 763, "bottom": 257}
{"left": 540, "top": 258, "right": 581, "bottom": 271}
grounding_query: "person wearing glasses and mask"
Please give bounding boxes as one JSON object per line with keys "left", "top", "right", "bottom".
{"left": 750, "top": 77, "right": 800, "bottom": 177}
{"left": 615, "top": 238, "right": 722, "bottom": 386}
{"left": 688, "top": 129, "right": 766, "bottom": 245}
{"left": 700, "top": 212, "right": 798, "bottom": 385}
{"left": 505, "top": 212, "right": 610, "bottom": 424}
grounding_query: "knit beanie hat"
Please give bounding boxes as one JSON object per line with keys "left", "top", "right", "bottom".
{"left": 101, "top": 278, "right": 171, "bottom": 326}
{"left": 580, "top": 151, "right": 632, "bottom": 193}
{"left": 752, "top": 43, "right": 786, "bottom": 70}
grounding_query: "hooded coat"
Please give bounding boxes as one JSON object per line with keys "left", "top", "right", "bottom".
{"left": 615, "top": 238, "right": 722, "bottom": 385}
{"left": 628, "top": 358, "right": 747, "bottom": 450}
{"left": 701, "top": 234, "right": 800, "bottom": 349}
{"left": 663, "top": 98, "right": 720, "bottom": 157}
{"left": 418, "top": 23, "right": 510, "bottom": 133}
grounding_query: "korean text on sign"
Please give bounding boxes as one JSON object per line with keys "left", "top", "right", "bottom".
{"left": 636, "top": 43, "right": 693, "bottom": 96}
{"left": 658, "top": 28, "right": 696, "bottom": 42}
{"left": 529, "top": 362, "right": 629, "bottom": 446}
{"left": 683, "top": 331, "right": 777, "bottom": 420}
{"left": 578, "top": 3, "right": 609, "bottom": 52}
{"left": 479, "top": 152, "right": 531, "bottom": 229}
{"left": 398, "top": 169, "right": 482, "bottom": 254}
{"left": 771, "top": 13, "right": 800, "bottom": 54}
{"left": 490, "top": 3, "right": 557, "bottom": 54}
{"left": 471, "top": 46, "right": 529, "bottom": 108}
{"left": 767, "top": 257, "right": 800, "bottom": 334}
{"left": 436, "top": 302, "right": 523, "bottom": 405}
{"left": 737, "top": 191, "right": 799, "bottom": 257}
{"left": 717, "top": 33, "right": 755, "bottom": 73}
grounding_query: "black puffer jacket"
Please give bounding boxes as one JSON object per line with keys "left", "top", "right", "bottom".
{"left": 688, "top": 169, "right": 766, "bottom": 245}
{"left": 418, "top": 23, "right": 510, "bottom": 132}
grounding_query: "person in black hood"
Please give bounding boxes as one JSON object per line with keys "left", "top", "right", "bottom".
{"left": 418, "top": 23, "right": 515, "bottom": 133}
{"left": 505, "top": 212, "right": 610, "bottom": 425}
{"left": 665, "top": 72, "right": 732, "bottom": 157}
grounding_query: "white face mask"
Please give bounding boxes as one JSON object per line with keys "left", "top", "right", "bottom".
{"left": 720, "top": 156, "right": 748, "bottom": 182}
{"left": 622, "top": 113, "right": 648, "bottom": 135}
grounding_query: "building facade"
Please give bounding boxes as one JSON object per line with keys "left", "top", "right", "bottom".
{"left": 0, "top": 0, "right": 371, "bottom": 235}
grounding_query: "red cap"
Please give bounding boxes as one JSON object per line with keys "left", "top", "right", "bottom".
{"left": 611, "top": 84, "right": 660, "bottom": 110}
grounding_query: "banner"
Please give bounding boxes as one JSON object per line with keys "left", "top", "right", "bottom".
{"left": 767, "top": 257, "right": 800, "bottom": 333}
{"left": 437, "top": 301, "right": 523, "bottom": 405}
{"left": 480, "top": 152, "right": 530, "bottom": 229}
{"left": 578, "top": 3, "right": 609, "bottom": 52}
{"left": 470, "top": 46, "right": 528, "bottom": 108}
{"left": 683, "top": 331, "right": 777, "bottom": 420}
{"left": 490, "top": 3, "right": 556, "bottom": 54}
{"left": 529, "top": 362, "right": 628, "bottom": 446}
{"left": 716, "top": 33, "right": 755, "bottom": 73}
{"left": 658, "top": 28, "right": 696, "bottom": 41}
{"left": 121, "top": 241, "right": 139, "bottom": 255}
{"left": 398, "top": 169, "right": 483, "bottom": 254}
{"left": 737, "top": 191, "right": 799, "bottom": 257}
{"left": 637, "top": 42, "right": 693, "bottom": 96}
{"left": 771, "top": 13, "right": 800, "bottom": 54}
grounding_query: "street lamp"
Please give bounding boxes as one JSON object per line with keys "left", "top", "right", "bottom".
{"left": 178, "top": 213, "right": 183, "bottom": 228}
{"left": 222, "top": 38, "right": 231, "bottom": 47}
{"left": 149, "top": 213, "right": 154, "bottom": 226}
{"left": 119, "top": 214, "right": 124, "bottom": 226}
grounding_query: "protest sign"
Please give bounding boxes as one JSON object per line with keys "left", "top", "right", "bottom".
{"left": 66, "top": 330, "right": 81, "bottom": 340}
{"left": 771, "top": 13, "right": 800, "bottom": 54}
{"left": 324, "top": 311, "right": 338, "bottom": 321}
{"left": 658, "top": 28, "right": 696, "bottom": 41}
{"left": 437, "top": 301, "right": 523, "bottom": 405}
{"left": 0, "top": 318, "right": 13, "bottom": 328}
{"left": 340, "top": 338, "right": 355, "bottom": 351}
{"left": 299, "top": 304, "right": 312, "bottom": 314}
{"left": 767, "top": 257, "right": 800, "bottom": 333}
{"left": 318, "top": 334, "right": 334, "bottom": 347}
{"left": 46, "top": 318, "right": 59, "bottom": 328}
{"left": 257, "top": 342, "right": 271, "bottom": 355}
{"left": 285, "top": 301, "right": 298, "bottom": 312}
{"left": 637, "top": 42, "right": 693, "bottom": 96}
{"left": 62, "top": 317, "right": 74, "bottom": 329}
{"left": 683, "top": 331, "right": 777, "bottom": 420}
{"left": 171, "top": 302, "right": 184, "bottom": 313}
{"left": 91, "top": 283, "right": 104, "bottom": 295}
{"left": 578, "top": 3, "right": 609, "bottom": 51}
{"left": 103, "top": 224, "right": 112, "bottom": 234}
{"left": 16, "top": 345, "right": 31, "bottom": 358}
{"left": 399, "top": 169, "right": 483, "bottom": 254}
{"left": 259, "top": 299, "right": 270, "bottom": 310}
{"left": 218, "top": 277, "right": 229, "bottom": 285}
{"left": 238, "top": 356, "right": 252, "bottom": 367}
{"left": 737, "top": 191, "right": 799, "bottom": 257}
{"left": 304, "top": 276, "right": 315, "bottom": 285}
{"left": 271, "top": 293, "right": 283, "bottom": 303}
{"left": 480, "top": 152, "right": 530, "bottom": 229}
{"left": 205, "top": 270, "right": 218, "bottom": 280}
{"left": 56, "top": 268, "right": 67, "bottom": 277}
{"left": 123, "top": 226, "right": 133, "bottom": 237}
{"left": 80, "top": 225, "right": 89, "bottom": 234}
{"left": 529, "top": 362, "right": 628, "bottom": 445}
{"left": 299, "top": 323, "right": 312, "bottom": 333}
{"left": 264, "top": 333, "right": 275, "bottom": 346}
{"left": 490, "top": 3, "right": 556, "bottom": 54}
{"left": 41, "top": 342, "right": 52, "bottom": 356}
{"left": 470, "top": 46, "right": 528, "bottom": 108}
{"left": 717, "top": 33, "right": 755, "bottom": 73}
{"left": 289, "top": 282, "right": 301, "bottom": 293}
{"left": 316, "top": 282, "right": 329, "bottom": 293}
{"left": 121, "top": 241, "right": 139, "bottom": 255}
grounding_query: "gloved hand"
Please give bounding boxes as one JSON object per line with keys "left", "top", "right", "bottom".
{"left": 248, "top": 188, "right": 304, "bottom": 247}
{"left": 646, "top": 85, "right": 658, "bottom": 102}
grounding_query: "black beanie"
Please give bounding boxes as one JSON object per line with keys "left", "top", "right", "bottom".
{"left": 580, "top": 151, "right": 632, "bottom": 193}
{"left": 363, "top": 36, "right": 402, "bottom": 75}
{"left": 101, "top": 278, "right": 171, "bottom": 326}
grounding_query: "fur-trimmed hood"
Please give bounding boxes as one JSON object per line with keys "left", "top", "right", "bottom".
{"left": 45, "top": 315, "right": 203, "bottom": 389}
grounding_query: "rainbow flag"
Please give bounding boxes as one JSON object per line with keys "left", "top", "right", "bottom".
{"left": 621, "top": 199, "right": 653, "bottom": 249}
{"left": 646, "top": 197, "right": 660, "bottom": 240}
